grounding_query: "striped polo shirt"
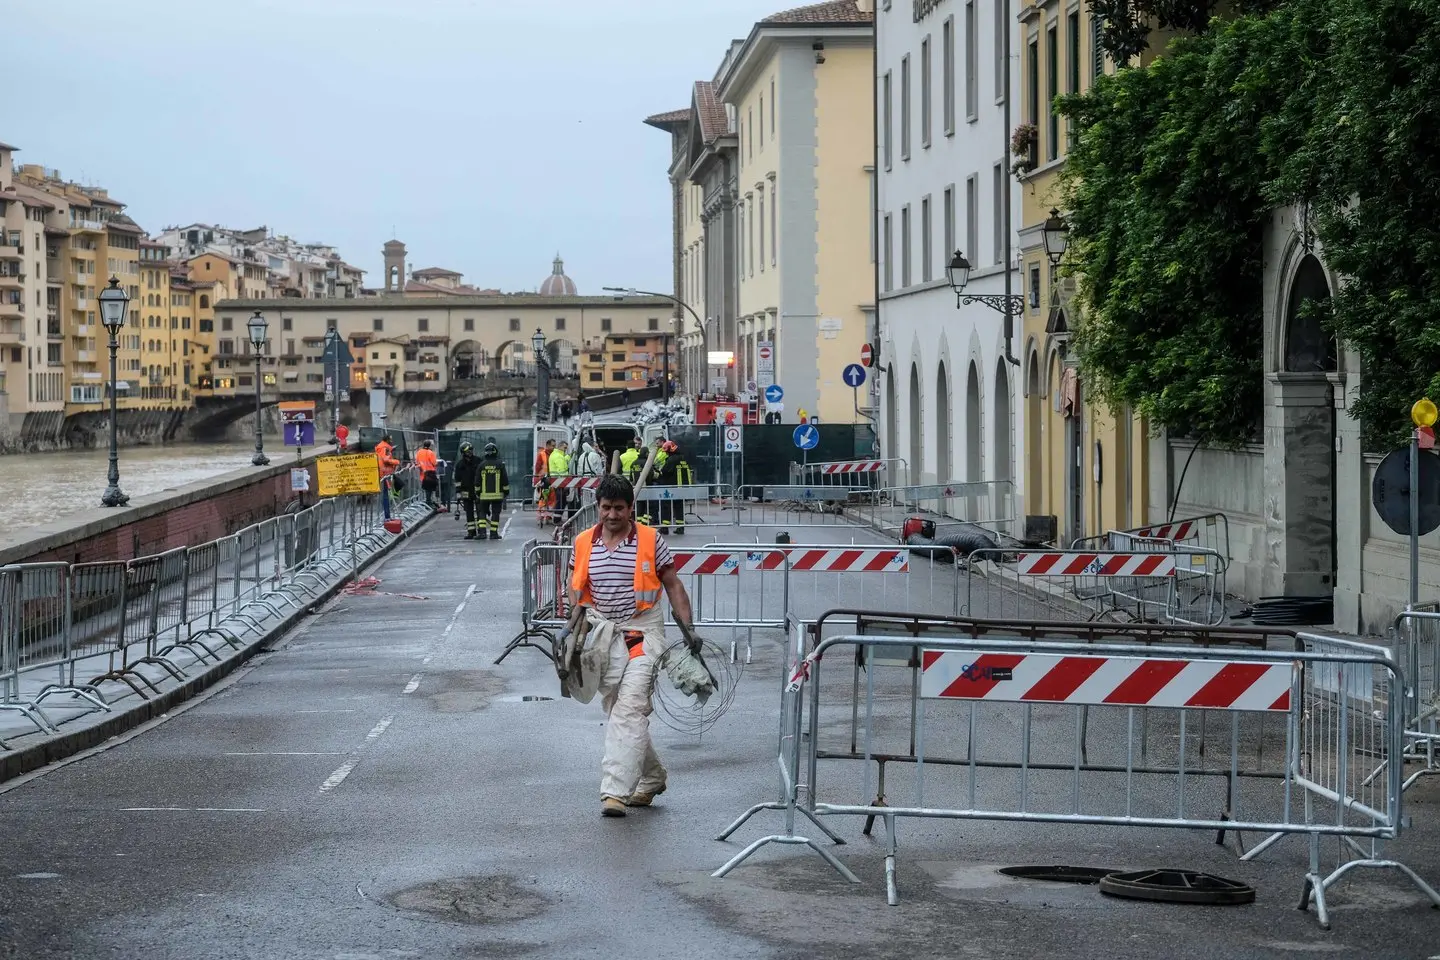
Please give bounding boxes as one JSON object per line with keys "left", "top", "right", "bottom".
{"left": 571, "top": 523, "right": 674, "bottom": 623}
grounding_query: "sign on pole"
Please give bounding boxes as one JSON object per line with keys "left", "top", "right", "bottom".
{"left": 793, "top": 423, "right": 820, "bottom": 450}
{"left": 316, "top": 453, "right": 382, "bottom": 496}
{"left": 723, "top": 424, "right": 743, "bottom": 453}
{"left": 842, "top": 363, "right": 867, "bottom": 388}
{"left": 290, "top": 468, "right": 311, "bottom": 492}
{"left": 860, "top": 343, "right": 873, "bottom": 367}
{"left": 756, "top": 340, "right": 775, "bottom": 388}
{"left": 764, "top": 384, "right": 784, "bottom": 405}
{"left": 284, "top": 421, "right": 316, "bottom": 447}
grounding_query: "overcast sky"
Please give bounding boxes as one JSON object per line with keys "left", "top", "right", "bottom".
{"left": 6, "top": 0, "right": 788, "bottom": 295}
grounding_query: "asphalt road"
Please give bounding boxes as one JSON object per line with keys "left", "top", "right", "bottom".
{"left": 1, "top": 509, "right": 1438, "bottom": 960}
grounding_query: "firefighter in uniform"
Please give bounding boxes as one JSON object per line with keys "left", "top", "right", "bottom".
{"left": 619, "top": 437, "right": 642, "bottom": 481}
{"left": 454, "top": 442, "right": 482, "bottom": 539}
{"left": 477, "top": 442, "right": 510, "bottom": 539}
{"left": 657, "top": 441, "right": 692, "bottom": 535}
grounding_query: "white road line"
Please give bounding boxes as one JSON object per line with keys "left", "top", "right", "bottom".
{"left": 319, "top": 761, "right": 359, "bottom": 793}
{"left": 293, "top": 709, "right": 357, "bottom": 714}
{"left": 500, "top": 514, "right": 514, "bottom": 537}
{"left": 402, "top": 674, "right": 422, "bottom": 694}
{"left": 224, "top": 752, "right": 347, "bottom": 757}
{"left": 120, "top": 807, "right": 266, "bottom": 813}
{"left": 365, "top": 716, "right": 394, "bottom": 742}
{"left": 440, "top": 583, "right": 477, "bottom": 639}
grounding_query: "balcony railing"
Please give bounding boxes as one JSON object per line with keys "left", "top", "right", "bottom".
{"left": 47, "top": 322, "right": 62, "bottom": 339}
{"left": 73, "top": 297, "right": 90, "bottom": 310}
{"left": 70, "top": 218, "right": 104, "bottom": 232}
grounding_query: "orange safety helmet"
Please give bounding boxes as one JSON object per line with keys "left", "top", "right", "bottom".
{"left": 661, "top": 440, "right": 678, "bottom": 454}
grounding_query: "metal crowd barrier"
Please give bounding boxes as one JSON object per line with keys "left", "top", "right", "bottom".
{"left": 715, "top": 613, "right": 1439, "bottom": 927}
{"left": 1393, "top": 610, "right": 1440, "bottom": 790}
{"left": 0, "top": 491, "right": 431, "bottom": 748}
{"left": 1073, "top": 511, "right": 1232, "bottom": 565}
{"left": 962, "top": 546, "right": 1229, "bottom": 626}
{"left": 791, "top": 458, "right": 910, "bottom": 491}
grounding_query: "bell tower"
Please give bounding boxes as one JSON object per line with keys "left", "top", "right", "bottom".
{"left": 382, "top": 240, "right": 407, "bottom": 293}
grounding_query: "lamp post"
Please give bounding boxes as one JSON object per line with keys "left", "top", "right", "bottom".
{"left": 97, "top": 277, "right": 130, "bottom": 507}
{"left": 247, "top": 310, "right": 270, "bottom": 466}
{"left": 947, "top": 208, "right": 1068, "bottom": 325}
{"left": 532, "top": 328, "right": 550, "bottom": 423}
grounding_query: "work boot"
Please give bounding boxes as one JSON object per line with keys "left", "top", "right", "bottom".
{"left": 464, "top": 531, "right": 476, "bottom": 540}
{"left": 601, "top": 796, "right": 627, "bottom": 818}
{"left": 673, "top": 527, "right": 685, "bottom": 536}
{"left": 625, "top": 783, "right": 666, "bottom": 807}
{"left": 489, "top": 530, "right": 500, "bottom": 540}
{"left": 658, "top": 527, "right": 670, "bottom": 535}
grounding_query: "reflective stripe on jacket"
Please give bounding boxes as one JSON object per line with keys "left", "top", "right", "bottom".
{"left": 479, "top": 461, "right": 509, "bottom": 500}
{"left": 571, "top": 523, "right": 662, "bottom": 614}
{"left": 375, "top": 441, "right": 398, "bottom": 477}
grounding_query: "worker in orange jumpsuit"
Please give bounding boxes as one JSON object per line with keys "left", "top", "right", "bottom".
{"left": 375, "top": 434, "right": 400, "bottom": 520}
{"left": 416, "top": 440, "right": 440, "bottom": 510}
{"left": 533, "top": 438, "right": 556, "bottom": 525}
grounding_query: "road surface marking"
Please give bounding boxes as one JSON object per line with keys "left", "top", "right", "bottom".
{"left": 501, "top": 513, "right": 514, "bottom": 537}
{"left": 402, "top": 674, "right": 422, "bottom": 694}
{"left": 365, "top": 716, "right": 394, "bottom": 742}
{"left": 319, "top": 761, "right": 359, "bottom": 793}
{"left": 224, "top": 752, "right": 347, "bottom": 757}
{"left": 440, "top": 583, "right": 477, "bottom": 639}
{"left": 16, "top": 873, "right": 61, "bottom": 879}
{"left": 120, "top": 807, "right": 266, "bottom": 813}
{"left": 293, "top": 709, "right": 357, "bottom": 714}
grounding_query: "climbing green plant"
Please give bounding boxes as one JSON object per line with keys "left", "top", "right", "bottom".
{"left": 1059, "top": 0, "right": 1440, "bottom": 449}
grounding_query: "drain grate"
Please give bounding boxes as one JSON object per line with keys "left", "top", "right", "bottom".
{"left": 999, "top": 865, "right": 1116, "bottom": 885}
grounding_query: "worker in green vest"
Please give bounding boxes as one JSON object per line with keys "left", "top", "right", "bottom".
{"left": 619, "top": 437, "right": 642, "bottom": 481}
{"left": 548, "top": 440, "right": 573, "bottom": 526}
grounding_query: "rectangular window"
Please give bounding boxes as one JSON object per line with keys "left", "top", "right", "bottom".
{"left": 748, "top": 108, "right": 753, "bottom": 159}
{"left": 965, "top": 1, "right": 978, "bottom": 118}
{"left": 648, "top": 317, "right": 659, "bottom": 331}
{"left": 965, "top": 176, "right": 978, "bottom": 267}
{"left": 770, "top": 182, "right": 777, "bottom": 266}
{"left": 1047, "top": 25, "right": 1059, "bottom": 161}
{"left": 882, "top": 215, "right": 893, "bottom": 292}
{"left": 943, "top": 186, "right": 956, "bottom": 261}
{"left": 464, "top": 317, "right": 474, "bottom": 331}
{"left": 920, "top": 35, "right": 932, "bottom": 148}
{"left": 1029, "top": 263, "right": 1041, "bottom": 309}
{"left": 900, "top": 56, "right": 911, "bottom": 160}
{"left": 883, "top": 71, "right": 893, "bottom": 169}
{"left": 759, "top": 190, "right": 766, "bottom": 270}
{"left": 221, "top": 316, "right": 232, "bottom": 331}
{"left": 738, "top": 204, "right": 745, "bottom": 285}
{"left": 920, "top": 196, "right": 933, "bottom": 283}
{"left": 555, "top": 316, "right": 566, "bottom": 331}
{"left": 771, "top": 79, "right": 776, "bottom": 135}
{"left": 1028, "top": 39, "right": 1039, "bottom": 125}
{"left": 601, "top": 317, "right": 612, "bottom": 332}
{"left": 509, "top": 317, "right": 520, "bottom": 331}
{"left": 996, "top": 0, "right": 1007, "bottom": 101}
{"left": 942, "top": 17, "right": 955, "bottom": 135}
{"left": 1093, "top": 14, "right": 1106, "bottom": 81}
{"left": 1068, "top": 11, "right": 1081, "bottom": 149}
{"left": 993, "top": 163, "right": 1005, "bottom": 265}
{"left": 900, "top": 205, "right": 912, "bottom": 288}
{"left": 282, "top": 316, "right": 292, "bottom": 331}
{"left": 750, "top": 196, "right": 756, "bottom": 276}
{"left": 417, "top": 317, "right": 429, "bottom": 332}
{"left": 759, "top": 96, "right": 764, "bottom": 148}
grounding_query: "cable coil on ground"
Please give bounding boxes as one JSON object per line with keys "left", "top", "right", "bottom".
{"left": 651, "top": 636, "right": 743, "bottom": 737}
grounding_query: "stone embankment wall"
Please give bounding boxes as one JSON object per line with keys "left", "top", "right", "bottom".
{"left": 0, "top": 449, "right": 333, "bottom": 566}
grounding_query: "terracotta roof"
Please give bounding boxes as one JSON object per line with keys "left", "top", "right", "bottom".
{"left": 644, "top": 108, "right": 690, "bottom": 131}
{"left": 107, "top": 214, "right": 144, "bottom": 235}
{"left": 763, "top": 0, "right": 874, "bottom": 24}
{"left": 694, "top": 81, "right": 730, "bottom": 143}
{"left": 412, "top": 267, "right": 462, "bottom": 278}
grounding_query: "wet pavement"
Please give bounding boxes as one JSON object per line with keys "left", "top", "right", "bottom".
{"left": 1, "top": 508, "right": 1438, "bottom": 959}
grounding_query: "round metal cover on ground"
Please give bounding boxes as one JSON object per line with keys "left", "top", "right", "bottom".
{"left": 999, "top": 865, "right": 1116, "bottom": 885}
{"left": 1372, "top": 448, "right": 1440, "bottom": 536}
{"left": 1099, "top": 869, "right": 1255, "bottom": 905}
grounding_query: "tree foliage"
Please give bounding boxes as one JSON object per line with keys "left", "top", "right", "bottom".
{"left": 1060, "top": 0, "right": 1440, "bottom": 449}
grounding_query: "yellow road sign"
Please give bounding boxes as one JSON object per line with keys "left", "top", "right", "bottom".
{"left": 316, "top": 453, "right": 381, "bottom": 496}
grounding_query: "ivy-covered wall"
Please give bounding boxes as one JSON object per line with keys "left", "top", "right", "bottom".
{"left": 1058, "top": 0, "right": 1440, "bottom": 450}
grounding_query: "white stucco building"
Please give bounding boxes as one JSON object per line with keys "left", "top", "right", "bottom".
{"left": 875, "top": 0, "right": 1024, "bottom": 491}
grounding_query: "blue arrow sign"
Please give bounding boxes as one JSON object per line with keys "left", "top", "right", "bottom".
{"left": 843, "top": 363, "right": 867, "bottom": 388}
{"left": 764, "top": 384, "right": 784, "bottom": 404}
{"left": 793, "top": 424, "right": 819, "bottom": 450}
{"left": 284, "top": 422, "right": 315, "bottom": 447}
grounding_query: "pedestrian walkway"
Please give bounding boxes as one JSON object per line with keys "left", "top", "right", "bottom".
{"left": 0, "top": 513, "right": 1436, "bottom": 959}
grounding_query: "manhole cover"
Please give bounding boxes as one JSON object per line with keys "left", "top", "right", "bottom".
{"left": 389, "top": 876, "right": 550, "bottom": 925}
{"left": 999, "top": 865, "right": 1116, "bottom": 885}
{"left": 1099, "top": 869, "right": 1256, "bottom": 905}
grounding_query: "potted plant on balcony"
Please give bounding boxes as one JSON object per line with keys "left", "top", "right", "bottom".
{"left": 1010, "top": 122, "right": 1039, "bottom": 178}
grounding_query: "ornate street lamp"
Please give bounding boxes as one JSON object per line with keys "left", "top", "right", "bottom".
{"left": 247, "top": 310, "right": 270, "bottom": 465}
{"left": 1042, "top": 208, "right": 1069, "bottom": 267}
{"left": 97, "top": 277, "right": 130, "bottom": 507}
{"left": 531, "top": 328, "right": 550, "bottom": 423}
{"left": 947, "top": 250, "right": 1023, "bottom": 316}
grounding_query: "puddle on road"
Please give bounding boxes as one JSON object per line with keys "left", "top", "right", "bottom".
{"left": 389, "top": 875, "right": 550, "bottom": 925}
{"left": 418, "top": 670, "right": 508, "bottom": 713}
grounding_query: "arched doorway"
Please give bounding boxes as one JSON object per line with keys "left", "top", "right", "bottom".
{"left": 546, "top": 339, "right": 578, "bottom": 379}
{"left": 965, "top": 361, "right": 982, "bottom": 482}
{"left": 908, "top": 363, "right": 923, "bottom": 485}
{"left": 1026, "top": 350, "right": 1042, "bottom": 507}
{"left": 451, "top": 340, "right": 487, "bottom": 380}
{"left": 494, "top": 340, "right": 528, "bottom": 375}
{"left": 934, "top": 362, "right": 952, "bottom": 483}
{"left": 1273, "top": 253, "right": 1338, "bottom": 595}
{"left": 994, "top": 359, "right": 1012, "bottom": 483}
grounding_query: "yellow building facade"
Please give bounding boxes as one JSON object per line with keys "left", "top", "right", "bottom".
{"left": 1016, "top": 0, "right": 1148, "bottom": 543}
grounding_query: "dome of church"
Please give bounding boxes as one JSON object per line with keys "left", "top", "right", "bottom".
{"left": 539, "top": 254, "right": 578, "bottom": 296}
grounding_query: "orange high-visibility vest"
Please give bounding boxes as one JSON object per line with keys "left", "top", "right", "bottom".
{"left": 571, "top": 523, "right": 663, "bottom": 617}
{"left": 375, "top": 441, "right": 398, "bottom": 477}
{"left": 415, "top": 448, "right": 438, "bottom": 473}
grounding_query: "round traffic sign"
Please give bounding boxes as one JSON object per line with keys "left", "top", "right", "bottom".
{"left": 842, "top": 363, "right": 867, "bottom": 387}
{"left": 764, "top": 384, "right": 784, "bottom": 404}
{"left": 793, "top": 424, "right": 819, "bottom": 450}
{"left": 757, "top": 343, "right": 773, "bottom": 361}
{"left": 860, "top": 343, "right": 873, "bottom": 367}
{"left": 1372, "top": 447, "right": 1440, "bottom": 536}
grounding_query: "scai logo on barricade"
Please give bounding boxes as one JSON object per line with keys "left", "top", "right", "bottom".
{"left": 958, "top": 663, "right": 1014, "bottom": 683}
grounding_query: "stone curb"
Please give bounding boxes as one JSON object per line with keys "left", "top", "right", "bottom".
{"left": 0, "top": 510, "right": 435, "bottom": 784}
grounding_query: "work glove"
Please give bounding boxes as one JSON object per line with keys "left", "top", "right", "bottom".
{"left": 677, "top": 618, "right": 705, "bottom": 656}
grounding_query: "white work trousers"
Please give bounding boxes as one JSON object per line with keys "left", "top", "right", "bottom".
{"left": 597, "top": 608, "right": 667, "bottom": 800}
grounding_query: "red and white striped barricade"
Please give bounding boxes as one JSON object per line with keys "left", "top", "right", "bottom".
{"left": 964, "top": 547, "right": 1227, "bottom": 626}
{"left": 792, "top": 458, "right": 908, "bottom": 491}
{"left": 730, "top": 628, "right": 1427, "bottom": 922}
{"left": 846, "top": 480, "right": 1019, "bottom": 541}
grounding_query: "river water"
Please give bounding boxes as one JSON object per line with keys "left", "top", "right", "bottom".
{"left": 9, "top": 440, "right": 284, "bottom": 531}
